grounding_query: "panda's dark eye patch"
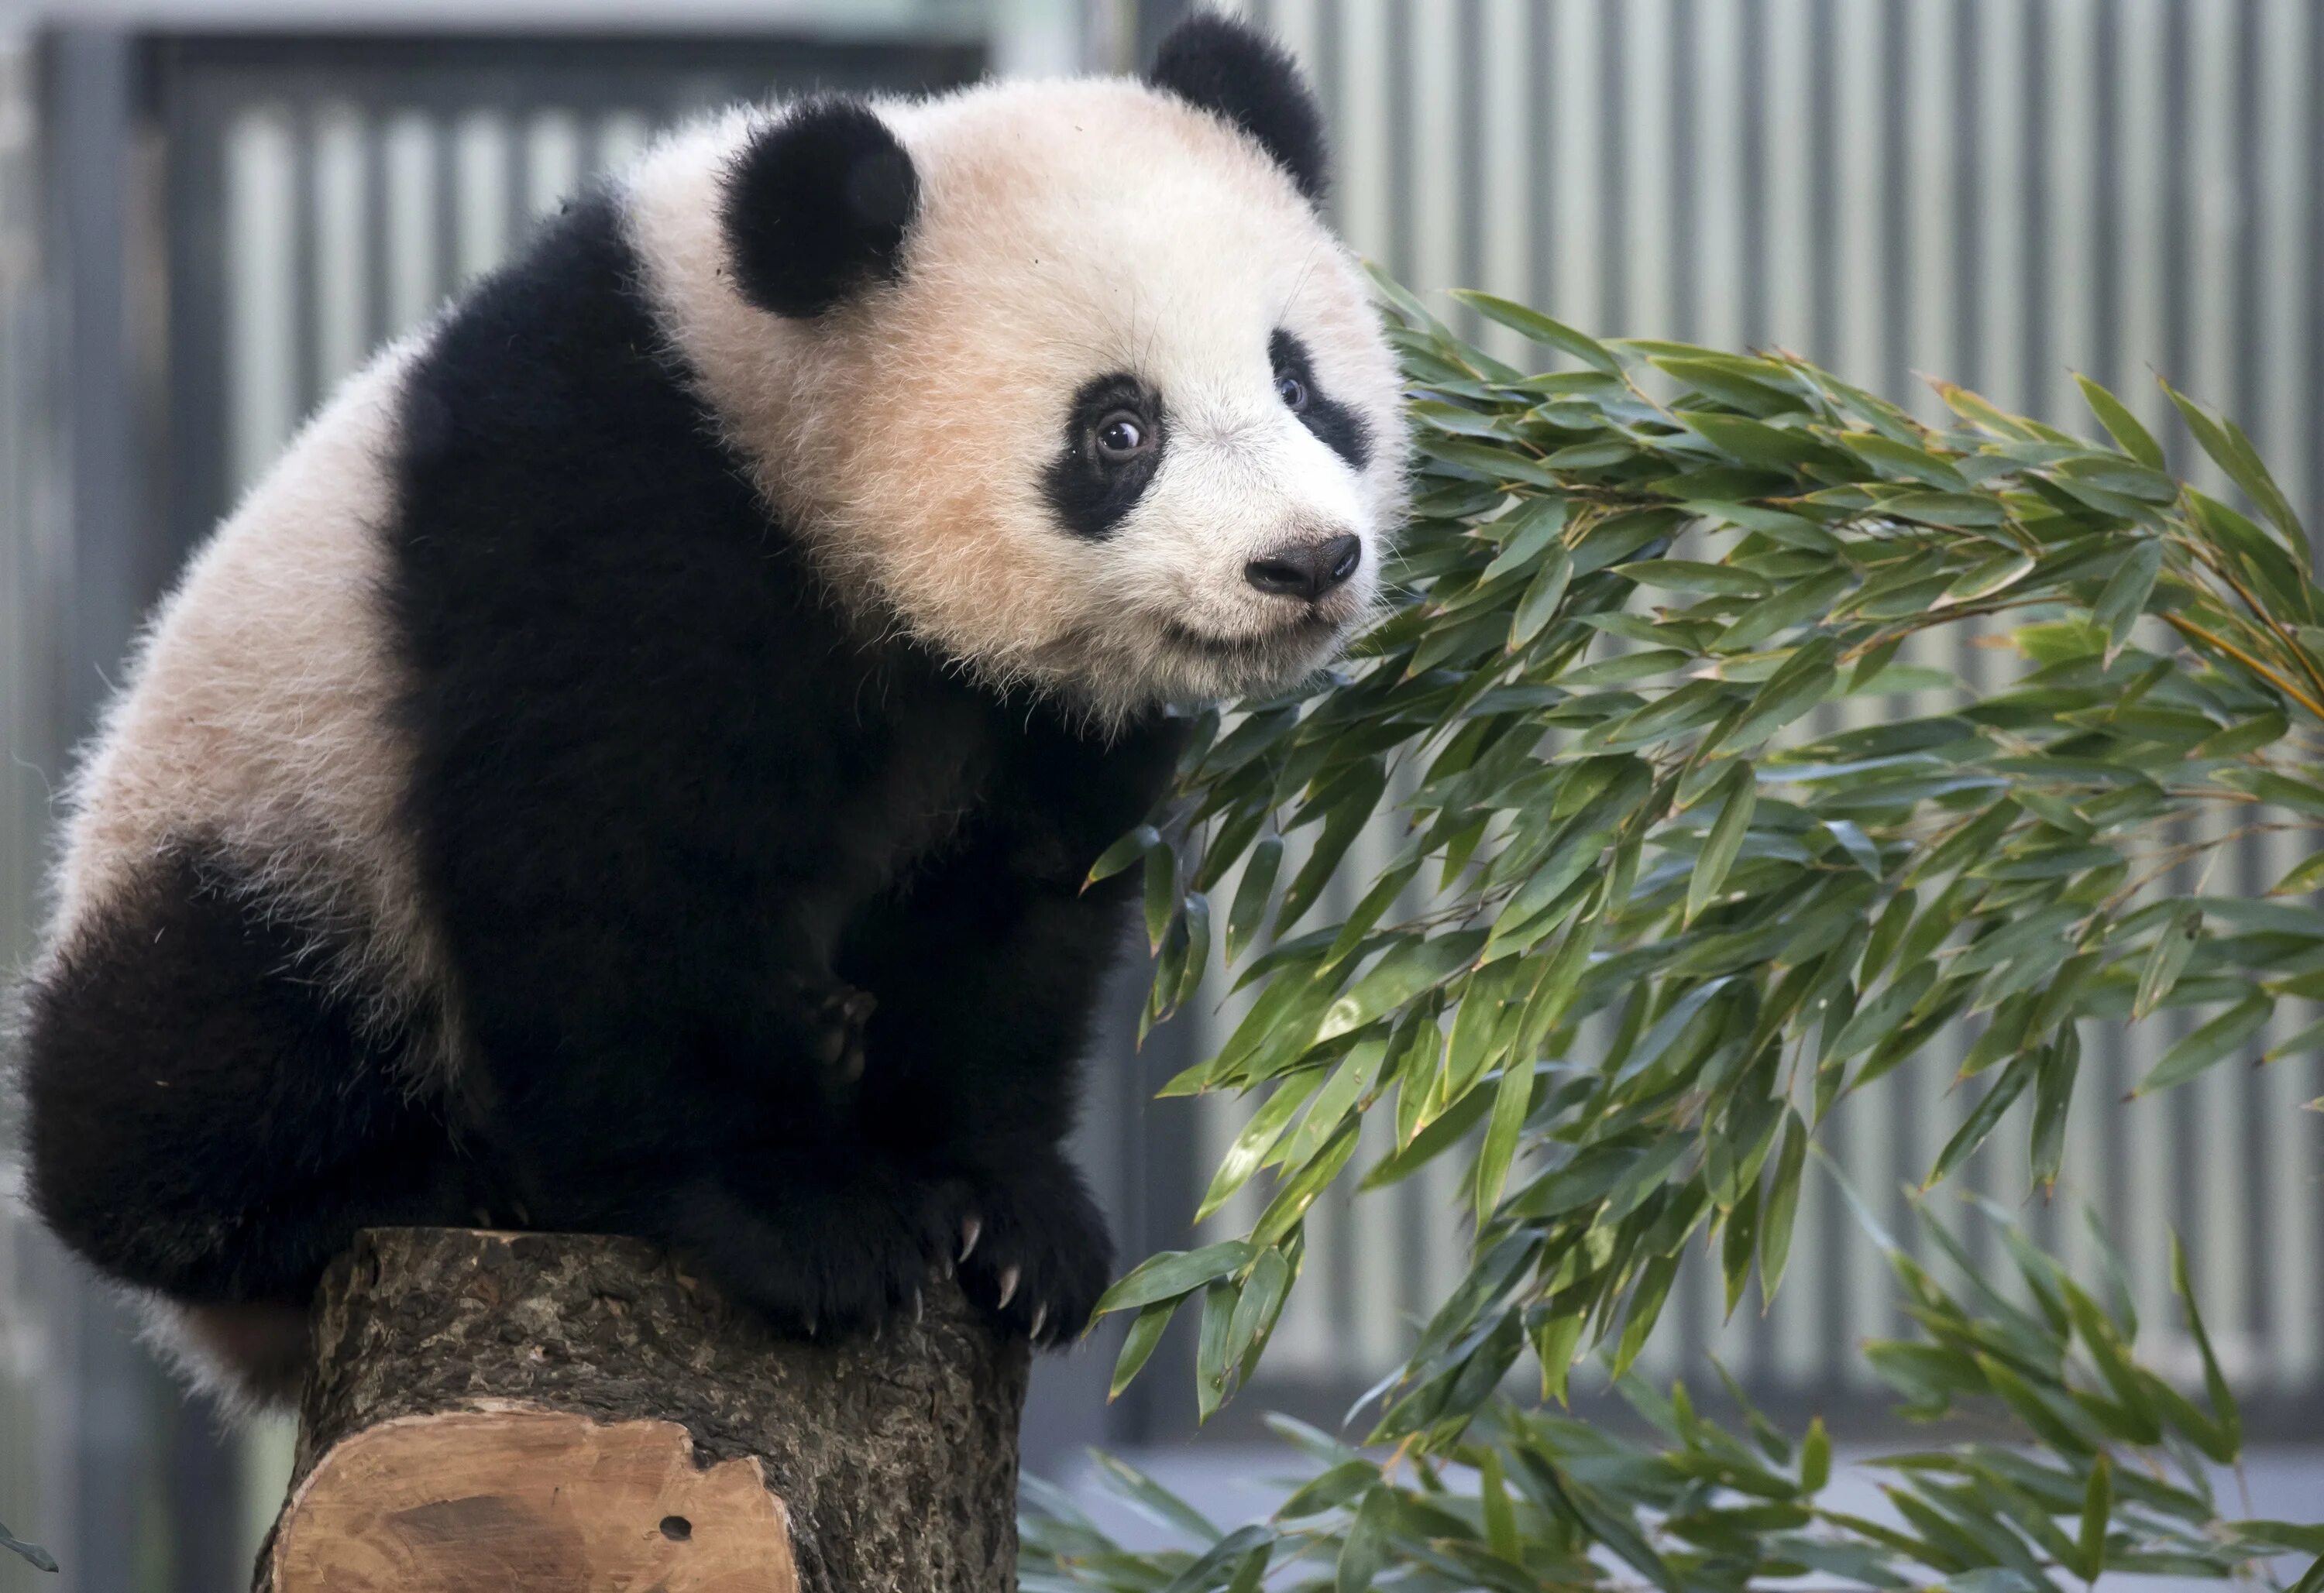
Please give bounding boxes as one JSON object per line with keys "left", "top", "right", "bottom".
{"left": 1046, "top": 373, "right": 1165, "bottom": 539}
{"left": 1270, "top": 328, "right": 1370, "bottom": 471}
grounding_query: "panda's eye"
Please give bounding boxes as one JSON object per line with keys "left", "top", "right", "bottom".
{"left": 1275, "top": 371, "right": 1308, "bottom": 411}
{"left": 1094, "top": 411, "right": 1149, "bottom": 462}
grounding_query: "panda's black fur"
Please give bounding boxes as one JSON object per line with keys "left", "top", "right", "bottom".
{"left": 722, "top": 97, "right": 921, "bottom": 318}
{"left": 16, "top": 15, "right": 1376, "bottom": 1394}
{"left": 1150, "top": 14, "right": 1331, "bottom": 203}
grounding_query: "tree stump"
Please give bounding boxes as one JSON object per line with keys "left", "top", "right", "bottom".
{"left": 254, "top": 1227, "right": 1030, "bottom": 1593}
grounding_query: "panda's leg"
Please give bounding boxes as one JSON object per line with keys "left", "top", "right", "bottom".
{"left": 844, "top": 860, "right": 1140, "bottom": 1346}
{"left": 458, "top": 1034, "right": 963, "bottom": 1337}
{"left": 22, "top": 846, "right": 467, "bottom": 1313}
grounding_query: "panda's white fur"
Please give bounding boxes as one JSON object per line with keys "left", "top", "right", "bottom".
{"left": 630, "top": 78, "right": 1405, "bottom": 722}
{"left": 43, "top": 345, "right": 453, "bottom": 1066}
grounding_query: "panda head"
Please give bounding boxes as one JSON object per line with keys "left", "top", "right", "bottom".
{"left": 630, "top": 16, "right": 1407, "bottom": 726}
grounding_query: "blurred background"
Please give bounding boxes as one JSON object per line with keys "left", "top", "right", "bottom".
{"left": 0, "top": 1, "right": 2318, "bottom": 1588}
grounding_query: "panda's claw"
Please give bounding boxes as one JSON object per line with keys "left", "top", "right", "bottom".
{"left": 1030, "top": 1303, "right": 1048, "bottom": 1342}
{"left": 997, "top": 1265, "right": 1020, "bottom": 1310}
{"left": 959, "top": 1216, "right": 982, "bottom": 1262}
{"left": 913, "top": 1288, "right": 924, "bottom": 1325}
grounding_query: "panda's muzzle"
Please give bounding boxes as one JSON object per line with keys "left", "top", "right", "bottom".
{"left": 1162, "top": 606, "right": 1339, "bottom": 662}
{"left": 1244, "top": 532, "right": 1361, "bottom": 603}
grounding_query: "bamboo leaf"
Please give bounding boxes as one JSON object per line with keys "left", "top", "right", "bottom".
{"left": 2131, "top": 990, "right": 2271, "bottom": 1096}
{"left": 1224, "top": 834, "right": 1283, "bottom": 965}
{"left": 1277, "top": 1459, "right": 1377, "bottom": 1519}
{"left": 2228, "top": 1521, "right": 2324, "bottom": 1555}
{"left": 1472, "top": 1057, "right": 1536, "bottom": 1219}
{"left": 1144, "top": 843, "right": 1178, "bottom": 953}
{"left": 1452, "top": 289, "right": 1624, "bottom": 373}
{"left": 1611, "top": 1255, "right": 1680, "bottom": 1378}
{"left": 1088, "top": 824, "right": 1160, "bottom": 888}
{"left": 1336, "top": 1487, "right": 1390, "bottom": 1593}
{"left": 1109, "top": 1299, "right": 1175, "bottom": 1398}
{"left": 1092, "top": 1454, "right": 1222, "bottom": 1545}
{"left": 1195, "top": 1069, "right": 1327, "bottom": 1223}
{"left": 1175, "top": 893, "right": 1212, "bottom": 1011}
{"left": 1715, "top": 569, "right": 1855, "bottom": 652}
{"left": 2075, "top": 1453, "right": 2112, "bottom": 1581}
{"left": 1800, "top": 1416, "right": 1831, "bottom": 1493}
{"left": 2076, "top": 373, "right": 2166, "bottom": 468}
{"left": 2028, "top": 1029, "right": 2081, "bottom": 1190}
{"left": 1094, "top": 1241, "right": 1257, "bottom": 1317}
{"left": 1758, "top": 1110, "right": 1808, "bottom": 1304}
{"left": 2173, "top": 1233, "right": 2243, "bottom": 1455}
{"left": 0, "top": 1524, "right": 54, "bottom": 1576}
{"left": 1481, "top": 496, "right": 1569, "bottom": 577}
{"left": 1479, "top": 1451, "right": 1519, "bottom": 1560}
{"left": 1194, "top": 1279, "right": 1236, "bottom": 1421}
{"left": 1929, "top": 1049, "right": 2038, "bottom": 1186}
{"left": 1677, "top": 411, "right": 1833, "bottom": 470}
{"left": 1224, "top": 1246, "right": 1293, "bottom": 1382}
{"left": 1721, "top": 1172, "right": 1762, "bottom": 1318}
{"left": 1315, "top": 932, "right": 1477, "bottom": 1042}
{"left": 1686, "top": 761, "right": 1757, "bottom": 923}
{"left": 2092, "top": 538, "right": 2163, "bottom": 655}
{"left": 1726, "top": 637, "right": 1838, "bottom": 750}
{"left": 2164, "top": 378, "right": 2309, "bottom": 549}
{"left": 2133, "top": 905, "right": 2200, "bottom": 1020}
{"left": 1051, "top": 279, "right": 2322, "bottom": 1593}
{"left": 1509, "top": 548, "right": 1576, "bottom": 647}
{"left": 2269, "top": 848, "right": 2324, "bottom": 898}
{"left": 1827, "top": 963, "right": 1937, "bottom": 1066}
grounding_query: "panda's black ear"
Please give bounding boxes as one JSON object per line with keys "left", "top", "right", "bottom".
{"left": 1147, "top": 15, "right": 1329, "bottom": 204}
{"left": 721, "top": 98, "right": 919, "bottom": 319}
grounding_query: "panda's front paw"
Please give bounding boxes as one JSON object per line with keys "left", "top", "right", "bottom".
{"left": 954, "top": 1159, "right": 1113, "bottom": 1348}
{"left": 665, "top": 1174, "right": 946, "bottom": 1341}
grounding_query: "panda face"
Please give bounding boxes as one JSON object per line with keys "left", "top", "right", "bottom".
{"left": 629, "top": 57, "right": 1406, "bottom": 726}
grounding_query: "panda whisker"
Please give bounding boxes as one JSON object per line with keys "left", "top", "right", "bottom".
{"left": 1277, "top": 237, "right": 1328, "bottom": 327}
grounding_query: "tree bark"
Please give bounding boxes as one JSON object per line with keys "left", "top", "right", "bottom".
{"left": 255, "top": 1227, "right": 1029, "bottom": 1593}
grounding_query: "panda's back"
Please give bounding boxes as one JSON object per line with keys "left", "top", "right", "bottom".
{"left": 45, "top": 339, "right": 445, "bottom": 1050}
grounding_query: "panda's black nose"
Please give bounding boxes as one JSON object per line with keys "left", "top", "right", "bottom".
{"left": 1246, "top": 533, "right": 1362, "bottom": 602}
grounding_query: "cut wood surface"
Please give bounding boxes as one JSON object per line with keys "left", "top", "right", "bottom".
{"left": 268, "top": 1407, "right": 796, "bottom": 1591}
{"left": 256, "top": 1227, "right": 1029, "bottom": 1593}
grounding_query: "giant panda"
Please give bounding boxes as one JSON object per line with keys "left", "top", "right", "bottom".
{"left": 13, "top": 14, "right": 1404, "bottom": 1410}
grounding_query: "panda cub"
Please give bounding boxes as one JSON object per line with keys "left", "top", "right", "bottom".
{"left": 16, "top": 15, "right": 1404, "bottom": 1408}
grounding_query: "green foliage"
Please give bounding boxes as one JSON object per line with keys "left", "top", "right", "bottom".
{"left": 0, "top": 1519, "right": 56, "bottom": 1574}
{"left": 1027, "top": 1200, "right": 2303, "bottom": 1592}
{"left": 1037, "top": 280, "right": 2324, "bottom": 1590}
